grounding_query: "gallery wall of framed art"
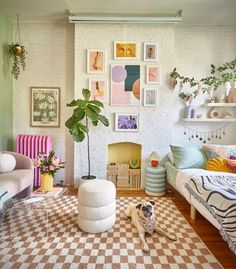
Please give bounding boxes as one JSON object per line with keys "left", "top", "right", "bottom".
{"left": 81, "top": 34, "right": 161, "bottom": 133}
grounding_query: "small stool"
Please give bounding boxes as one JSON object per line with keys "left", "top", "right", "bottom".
{"left": 78, "top": 180, "right": 116, "bottom": 233}
{"left": 145, "top": 165, "right": 166, "bottom": 196}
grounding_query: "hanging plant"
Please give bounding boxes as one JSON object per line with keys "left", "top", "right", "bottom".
{"left": 8, "top": 42, "right": 27, "bottom": 79}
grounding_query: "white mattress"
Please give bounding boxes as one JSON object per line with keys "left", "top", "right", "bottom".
{"left": 175, "top": 168, "right": 234, "bottom": 230}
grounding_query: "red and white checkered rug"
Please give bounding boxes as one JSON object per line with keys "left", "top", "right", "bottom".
{"left": 0, "top": 196, "right": 223, "bottom": 269}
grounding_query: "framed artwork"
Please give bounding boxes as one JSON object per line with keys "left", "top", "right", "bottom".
{"left": 115, "top": 113, "right": 139, "bottom": 132}
{"left": 87, "top": 49, "right": 106, "bottom": 73}
{"left": 89, "top": 78, "right": 107, "bottom": 102}
{"left": 146, "top": 65, "right": 160, "bottom": 84}
{"left": 111, "top": 64, "right": 140, "bottom": 106}
{"left": 143, "top": 88, "right": 157, "bottom": 107}
{"left": 30, "top": 87, "right": 60, "bottom": 127}
{"left": 114, "top": 41, "right": 138, "bottom": 60}
{"left": 144, "top": 43, "right": 157, "bottom": 61}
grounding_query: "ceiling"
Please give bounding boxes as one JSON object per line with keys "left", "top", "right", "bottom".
{"left": 0, "top": 0, "right": 236, "bottom": 25}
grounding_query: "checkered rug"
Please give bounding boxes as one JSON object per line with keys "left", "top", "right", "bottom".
{"left": 0, "top": 196, "right": 223, "bottom": 269}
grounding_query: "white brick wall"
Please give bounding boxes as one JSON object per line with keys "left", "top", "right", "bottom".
{"left": 12, "top": 23, "right": 74, "bottom": 184}
{"left": 74, "top": 24, "right": 236, "bottom": 187}
{"left": 12, "top": 22, "right": 236, "bottom": 187}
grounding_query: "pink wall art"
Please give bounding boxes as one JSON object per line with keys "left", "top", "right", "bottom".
{"left": 146, "top": 65, "right": 160, "bottom": 84}
{"left": 111, "top": 65, "right": 140, "bottom": 106}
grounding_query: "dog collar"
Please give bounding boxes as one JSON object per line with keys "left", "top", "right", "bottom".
{"left": 139, "top": 217, "right": 156, "bottom": 234}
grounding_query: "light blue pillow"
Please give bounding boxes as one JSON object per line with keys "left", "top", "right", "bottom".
{"left": 170, "top": 145, "right": 207, "bottom": 169}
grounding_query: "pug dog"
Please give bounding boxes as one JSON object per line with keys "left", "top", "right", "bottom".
{"left": 125, "top": 200, "right": 176, "bottom": 252}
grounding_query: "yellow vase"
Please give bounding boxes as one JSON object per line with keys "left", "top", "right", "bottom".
{"left": 40, "top": 173, "right": 54, "bottom": 192}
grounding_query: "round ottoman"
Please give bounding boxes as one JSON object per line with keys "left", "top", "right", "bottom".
{"left": 78, "top": 180, "right": 116, "bottom": 233}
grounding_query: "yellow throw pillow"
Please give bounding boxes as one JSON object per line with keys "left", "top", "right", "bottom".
{"left": 205, "top": 157, "right": 234, "bottom": 173}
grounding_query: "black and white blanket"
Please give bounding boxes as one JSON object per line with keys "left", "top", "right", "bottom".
{"left": 185, "top": 174, "right": 236, "bottom": 255}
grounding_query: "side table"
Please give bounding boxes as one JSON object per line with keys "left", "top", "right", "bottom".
{"left": 145, "top": 165, "right": 166, "bottom": 196}
{"left": 10, "top": 187, "right": 68, "bottom": 240}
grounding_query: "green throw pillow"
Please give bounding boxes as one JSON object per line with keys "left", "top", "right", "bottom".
{"left": 170, "top": 145, "right": 207, "bottom": 169}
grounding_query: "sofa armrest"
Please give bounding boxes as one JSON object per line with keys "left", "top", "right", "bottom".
{"left": 2, "top": 151, "right": 33, "bottom": 170}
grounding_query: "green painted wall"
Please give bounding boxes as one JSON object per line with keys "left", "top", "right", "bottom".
{"left": 0, "top": 12, "right": 12, "bottom": 150}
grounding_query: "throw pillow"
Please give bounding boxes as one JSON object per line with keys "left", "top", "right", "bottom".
{"left": 170, "top": 145, "right": 207, "bottom": 169}
{"left": 0, "top": 153, "right": 16, "bottom": 173}
{"left": 205, "top": 157, "right": 234, "bottom": 173}
{"left": 227, "top": 159, "right": 236, "bottom": 173}
{"left": 202, "top": 144, "right": 236, "bottom": 160}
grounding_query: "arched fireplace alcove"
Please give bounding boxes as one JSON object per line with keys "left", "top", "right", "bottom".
{"left": 107, "top": 142, "right": 142, "bottom": 189}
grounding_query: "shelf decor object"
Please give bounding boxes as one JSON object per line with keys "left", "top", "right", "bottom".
{"left": 148, "top": 151, "right": 161, "bottom": 167}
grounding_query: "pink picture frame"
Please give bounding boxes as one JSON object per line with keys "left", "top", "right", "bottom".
{"left": 146, "top": 65, "right": 160, "bottom": 84}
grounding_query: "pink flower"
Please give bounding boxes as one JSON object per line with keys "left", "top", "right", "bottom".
{"left": 49, "top": 165, "right": 55, "bottom": 171}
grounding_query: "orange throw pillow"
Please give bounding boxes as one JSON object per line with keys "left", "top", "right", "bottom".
{"left": 205, "top": 158, "right": 234, "bottom": 173}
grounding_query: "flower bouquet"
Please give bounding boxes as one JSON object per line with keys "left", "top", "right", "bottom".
{"left": 34, "top": 150, "right": 65, "bottom": 191}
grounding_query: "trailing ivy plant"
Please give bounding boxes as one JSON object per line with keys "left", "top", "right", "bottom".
{"left": 8, "top": 42, "right": 27, "bottom": 79}
{"left": 170, "top": 58, "right": 236, "bottom": 102}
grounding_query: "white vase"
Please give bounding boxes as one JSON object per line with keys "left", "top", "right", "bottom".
{"left": 225, "top": 82, "right": 231, "bottom": 96}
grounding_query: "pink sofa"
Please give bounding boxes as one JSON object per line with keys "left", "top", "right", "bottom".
{"left": 0, "top": 151, "right": 34, "bottom": 199}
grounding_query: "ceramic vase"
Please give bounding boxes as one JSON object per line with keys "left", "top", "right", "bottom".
{"left": 40, "top": 173, "right": 54, "bottom": 191}
{"left": 225, "top": 82, "right": 231, "bottom": 96}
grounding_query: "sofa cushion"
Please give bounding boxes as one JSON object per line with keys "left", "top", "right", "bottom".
{"left": 202, "top": 144, "right": 236, "bottom": 160}
{"left": 0, "top": 154, "right": 16, "bottom": 174}
{"left": 205, "top": 157, "right": 234, "bottom": 173}
{"left": 0, "top": 169, "right": 34, "bottom": 198}
{"left": 170, "top": 145, "right": 207, "bottom": 169}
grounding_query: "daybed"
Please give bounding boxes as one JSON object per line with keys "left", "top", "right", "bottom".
{"left": 165, "top": 144, "right": 236, "bottom": 254}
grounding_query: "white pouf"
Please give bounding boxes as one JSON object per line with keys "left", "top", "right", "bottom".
{"left": 78, "top": 180, "right": 116, "bottom": 233}
{"left": 0, "top": 153, "right": 16, "bottom": 174}
{"left": 78, "top": 180, "right": 116, "bottom": 207}
{"left": 78, "top": 212, "right": 116, "bottom": 234}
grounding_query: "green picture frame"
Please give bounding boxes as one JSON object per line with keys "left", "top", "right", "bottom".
{"left": 30, "top": 87, "right": 60, "bottom": 127}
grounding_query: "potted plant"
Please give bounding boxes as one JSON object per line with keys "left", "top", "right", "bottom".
{"left": 65, "top": 88, "right": 109, "bottom": 180}
{"left": 8, "top": 42, "right": 27, "bottom": 79}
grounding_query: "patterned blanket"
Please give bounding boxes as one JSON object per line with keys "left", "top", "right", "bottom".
{"left": 0, "top": 188, "right": 9, "bottom": 219}
{"left": 185, "top": 175, "right": 236, "bottom": 255}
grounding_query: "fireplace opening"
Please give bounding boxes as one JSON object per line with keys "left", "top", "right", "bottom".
{"left": 107, "top": 142, "right": 142, "bottom": 189}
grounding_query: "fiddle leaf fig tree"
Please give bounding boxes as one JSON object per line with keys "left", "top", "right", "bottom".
{"left": 65, "top": 88, "right": 109, "bottom": 179}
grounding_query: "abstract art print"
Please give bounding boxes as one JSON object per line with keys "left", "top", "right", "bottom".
{"left": 146, "top": 65, "right": 160, "bottom": 84}
{"left": 30, "top": 87, "right": 60, "bottom": 127}
{"left": 111, "top": 65, "right": 140, "bottom": 106}
{"left": 89, "top": 79, "right": 107, "bottom": 102}
{"left": 144, "top": 43, "right": 157, "bottom": 61}
{"left": 143, "top": 88, "right": 157, "bottom": 107}
{"left": 114, "top": 42, "right": 137, "bottom": 60}
{"left": 87, "top": 49, "right": 106, "bottom": 73}
{"left": 115, "top": 113, "right": 139, "bottom": 132}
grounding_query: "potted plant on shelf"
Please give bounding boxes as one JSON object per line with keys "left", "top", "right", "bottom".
{"left": 65, "top": 88, "right": 109, "bottom": 180}
{"left": 8, "top": 42, "right": 27, "bottom": 79}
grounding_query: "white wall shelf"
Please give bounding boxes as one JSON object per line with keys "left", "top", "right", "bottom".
{"left": 206, "top": 103, "right": 236, "bottom": 107}
{"left": 182, "top": 118, "right": 236, "bottom": 122}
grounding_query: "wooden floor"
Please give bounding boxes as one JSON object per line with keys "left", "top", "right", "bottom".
{"left": 71, "top": 186, "right": 236, "bottom": 269}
